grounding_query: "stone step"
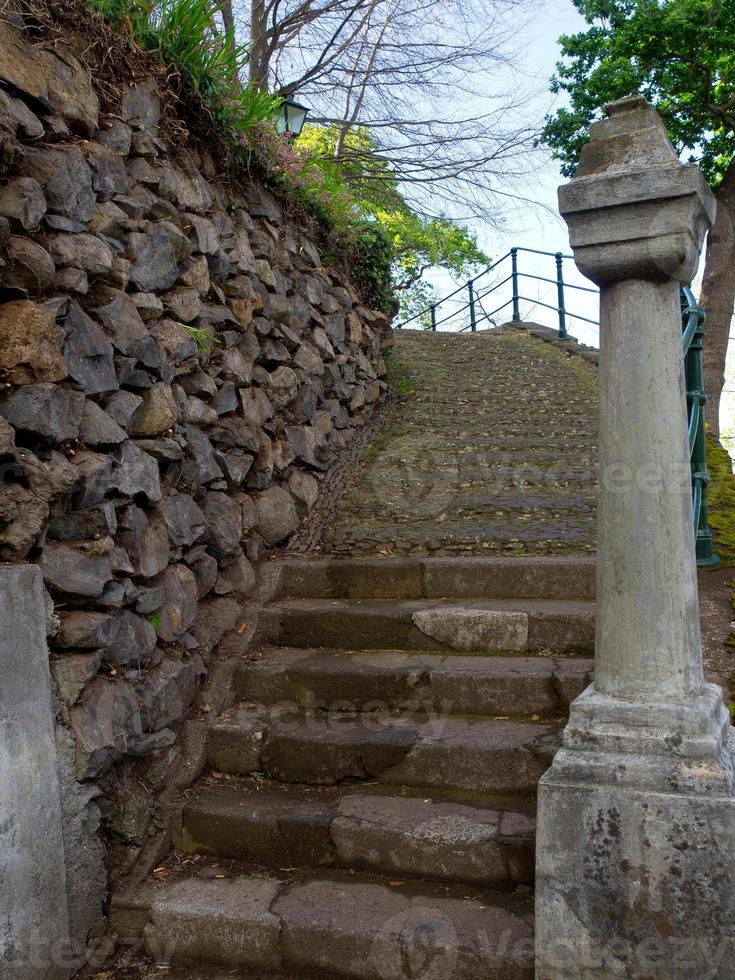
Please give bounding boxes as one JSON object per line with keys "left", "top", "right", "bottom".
{"left": 140, "top": 874, "right": 535, "bottom": 978}
{"left": 236, "top": 648, "right": 593, "bottom": 717}
{"left": 258, "top": 597, "right": 595, "bottom": 653}
{"left": 206, "top": 704, "right": 560, "bottom": 795}
{"left": 179, "top": 778, "right": 536, "bottom": 886}
{"left": 271, "top": 555, "right": 596, "bottom": 601}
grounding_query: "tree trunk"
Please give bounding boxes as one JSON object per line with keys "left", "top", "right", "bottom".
{"left": 220, "top": 0, "right": 238, "bottom": 71}
{"left": 248, "top": 0, "right": 269, "bottom": 90}
{"left": 699, "top": 158, "right": 735, "bottom": 438}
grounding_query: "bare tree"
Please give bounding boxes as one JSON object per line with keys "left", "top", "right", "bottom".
{"left": 228, "top": 0, "right": 541, "bottom": 220}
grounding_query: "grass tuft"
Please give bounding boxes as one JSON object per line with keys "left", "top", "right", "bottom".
{"left": 88, "top": 0, "right": 282, "bottom": 143}
{"left": 181, "top": 323, "right": 219, "bottom": 358}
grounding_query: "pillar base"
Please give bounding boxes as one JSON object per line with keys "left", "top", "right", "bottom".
{"left": 551, "top": 682, "right": 735, "bottom": 795}
{"left": 536, "top": 684, "right": 735, "bottom": 979}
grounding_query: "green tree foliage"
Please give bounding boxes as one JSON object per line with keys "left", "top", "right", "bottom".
{"left": 541, "top": 0, "right": 735, "bottom": 185}
{"left": 541, "top": 0, "right": 735, "bottom": 432}
{"left": 296, "top": 124, "right": 489, "bottom": 311}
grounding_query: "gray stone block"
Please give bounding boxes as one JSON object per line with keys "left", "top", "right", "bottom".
{"left": 536, "top": 776, "right": 735, "bottom": 979}
{"left": 0, "top": 566, "right": 72, "bottom": 978}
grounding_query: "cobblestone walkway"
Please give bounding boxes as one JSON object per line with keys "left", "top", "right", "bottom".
{"left": 299, "top": 327, "right": 598, "bottom": 557}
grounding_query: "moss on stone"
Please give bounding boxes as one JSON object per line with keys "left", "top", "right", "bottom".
{"left": 706, "top": 435, "right": 735, "bottom": 567}
{"left": 384, "top": 350, "right": 415, "bottom": 398}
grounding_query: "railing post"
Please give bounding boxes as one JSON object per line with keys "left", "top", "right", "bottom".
{"left": 510, "top": 247, "right": 520, "bottom": 321}
{"left": 536, "top": 96, "right": 735, "bottom": 978}
{"left": 684, "top": 295, "right": 719, "bottom": 566}
{"left": 555, "top": 252, "right": 568, "bottom": 339}
{"left": 430, "top": 304, "right": 437, "bottom": 332}
{"left": 468, "top": 280, "right": 477, "bottom": 332}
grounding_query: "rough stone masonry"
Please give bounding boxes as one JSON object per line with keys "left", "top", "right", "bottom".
{"left": 0, "top": 5, "right": 391, "bottom": 962}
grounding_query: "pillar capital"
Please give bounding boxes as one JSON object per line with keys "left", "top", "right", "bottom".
{"left": 558, "top": 95, "right": 716, "bottom": 285}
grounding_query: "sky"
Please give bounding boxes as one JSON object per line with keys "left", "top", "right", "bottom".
{"left": 419, "top": 0, "right": 735, "bottom": 447}
{"left": 419, "top": 0, "right": 601, "bottom": 344}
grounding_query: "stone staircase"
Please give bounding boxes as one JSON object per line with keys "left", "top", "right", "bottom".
{"left": 116, "top": 556, "right": 595, "bottom": 978}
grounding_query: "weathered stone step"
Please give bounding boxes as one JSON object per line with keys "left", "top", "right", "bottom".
{"left": 259, "top": 597, "right": 595, "bottom": 653}
{"left": 140, "top": 874, "right": 534, "bottom": 978}
{"left": 179, "top": 778, "right": 536, "bottom": 886}
{"left": 207, "top": 704, "right": 560, "bottom": 795}
{"left": 236, "top": 647, "right": 592, "bottom": 717}
{"left": 270, "top": 555, "right": 596, "bottom": 601}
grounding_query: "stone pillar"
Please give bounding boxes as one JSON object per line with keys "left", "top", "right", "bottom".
{"left": 0, "top": 566, "right": 73, "bottom": 979}
{"left": 536, "top": 96, "right": 735, "bottom": 979}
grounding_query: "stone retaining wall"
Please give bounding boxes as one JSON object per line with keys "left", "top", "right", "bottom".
{"left": 0, "top": 8, "right": 391, "bottom": 949}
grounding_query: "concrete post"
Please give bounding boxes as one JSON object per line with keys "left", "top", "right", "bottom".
{"left": 535, "top": 96, "right": 735, "bottom": 979}
{"left": 0, "top": 565, "right": 73, "bottom": 979}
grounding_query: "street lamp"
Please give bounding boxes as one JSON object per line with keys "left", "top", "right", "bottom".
{"left": 275, "top": 97, "right": 310, "bottom": 139}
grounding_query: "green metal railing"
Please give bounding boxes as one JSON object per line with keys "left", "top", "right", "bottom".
{"left": 682, "top": 285, "right": 718, "bottom": 567}
{"left": 396, "top": 253, "right": 717, "bottom": 567}
{"left": 396, "top": 247, "right": 599, "bottom": 337}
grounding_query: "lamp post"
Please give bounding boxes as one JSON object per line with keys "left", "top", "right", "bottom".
{"left": 275, "top": 97, "right": 310, "bottom": 139}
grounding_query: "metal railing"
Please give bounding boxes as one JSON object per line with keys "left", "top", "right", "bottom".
{"left": 395, "top": 253, "right": 717, "bottom": 566}
{"left": 682, "top": 285, "right": 718, "bottom": 567}
{"left": 395, "top": 246, "right": 599, "bottom": 337}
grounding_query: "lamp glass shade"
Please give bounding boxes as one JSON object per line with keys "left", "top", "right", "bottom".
{"left": 276, "top": 98, "right": 309, "bottom": 137}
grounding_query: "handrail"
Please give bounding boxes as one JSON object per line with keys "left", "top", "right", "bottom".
{"left": 395, "top": 246, "right": 599, "bottom": 338}
{"left": 681, "top": 286, "right": 718, "bottom": 567}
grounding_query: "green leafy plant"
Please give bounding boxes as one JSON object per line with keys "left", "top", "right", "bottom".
{"left": 146, "top": 611, "right": 162, "bottom": 631}
{"left": 261, "top": 123, "right": 486, "bottom": 313}
{"left": 540, "top": 0, "right": 735, "bottom": 430}
{"left": 88, "top": 0, "right": 282, "bottom": 143}
{"left": 181, "top": 323, "right": 219, "bottom": 358}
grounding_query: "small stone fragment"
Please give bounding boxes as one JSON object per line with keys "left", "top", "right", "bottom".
{"left": 129, "top": 382, "right": 178, "bottom": 437}
{"left": 0, "top": 299, "right": 66, "bottom": 384}
{"left": 111, "top": 441, "right": 162, "bottom": 503}
{"left": 80, "top": 401, "right": 127, "bottom": 445}
{"left": 41, "top": 543, "right": 112, "bottom": 597}
{"left": 0, "top": 383, "right": 85, "bottom": 441}
{"left": 151, "top": 564, "right": 199, "bottom": 641}
{"left": 63, "top": 303, "right": 118, "bottom": 394}
{"left": 254, "top": 486, "right": 300, "bottom": 546}
{"left": 0, "top": 177, "right": 46, "bottom": 230}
